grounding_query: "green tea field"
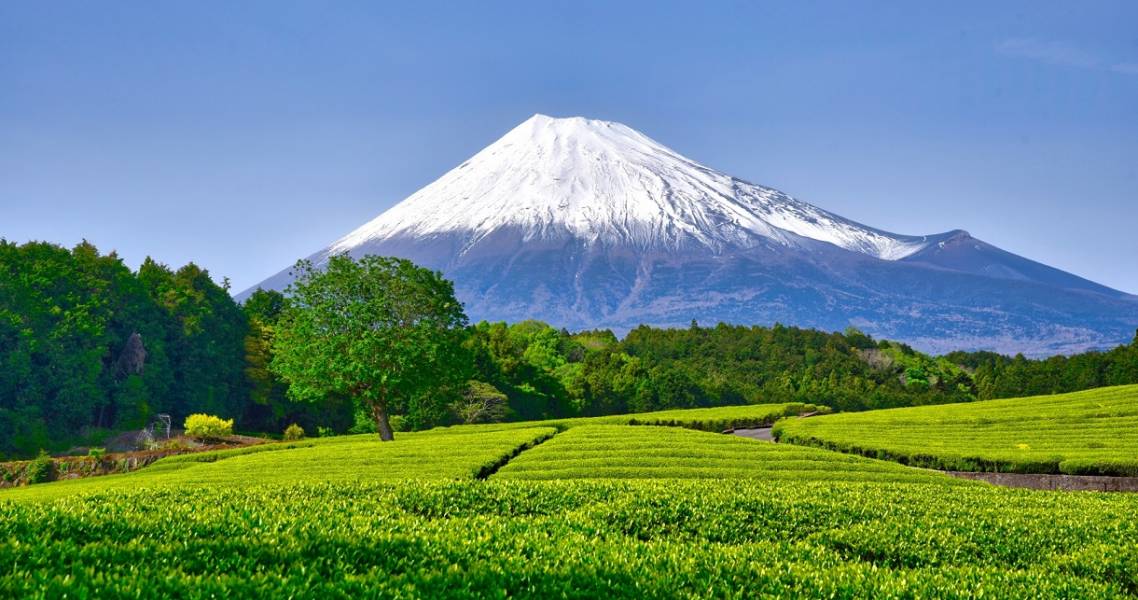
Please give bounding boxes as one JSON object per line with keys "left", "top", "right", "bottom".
{"left": 3, "top": 399, "right": 1138, "bottom": 597}
{"left": 774, "top": 384, "right": 1138, "bottom": 475}
{"left": 0, "top": 427, "right": 555, "bottom": 502}
{"left": 4, "top": 480, "right": 1137, "bottom": 598}
{"left": 493, "top": 424, "right": 957, "bottom": 484}
{"left": 433, "top": 401, "right": 827, "bottom": 434}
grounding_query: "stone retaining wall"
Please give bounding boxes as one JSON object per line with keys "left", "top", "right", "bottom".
{"left": 948, "top": 471, "right": 1138, "bottom": 492}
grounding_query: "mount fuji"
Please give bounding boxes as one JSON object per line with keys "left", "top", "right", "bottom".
{"left": 243, "top": 114, "right": 1138, "bottom": 355}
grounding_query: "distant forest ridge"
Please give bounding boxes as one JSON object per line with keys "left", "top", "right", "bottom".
{"left": 2, "top": 239, "right": 1137, "bottom": 459}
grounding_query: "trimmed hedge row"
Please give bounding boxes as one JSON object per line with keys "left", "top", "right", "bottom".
{"left": 437, "top": 402, "right": 827, "bottom": 435}
{"left": 774, "top": 384, "right": 1138, "bottom": 476}
{"left": 2, "top": 480, "right": 1137, "bottom": 597}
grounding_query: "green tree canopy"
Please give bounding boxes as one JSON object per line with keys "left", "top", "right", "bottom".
{"left": 270, "top": 255, "right": 470, "bottom": 440}
{"left": 0, "top": 240, "right": 246, "bottom": 459}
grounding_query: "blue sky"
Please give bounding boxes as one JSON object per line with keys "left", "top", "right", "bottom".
{"left": 2, "top": 1, "right": 1136, "bottom": 293}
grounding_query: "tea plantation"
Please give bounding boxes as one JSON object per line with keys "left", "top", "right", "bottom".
{"left": 3, "top": 400, "right": 1138, "bottom": 597}
{"left": 4, "top": 481, "right": 1138, "bottom": 597}
{"left": 0, "top": 427, "right": 556, "bottom": 502}
{"left": 494, "top": 425, "right": 960, "bottom": 484}
{"left": 434, "top": 401, "right": 827, "bottom": 434}
{"left": 774, "top": 384, "right": 1138, "bottom": 475}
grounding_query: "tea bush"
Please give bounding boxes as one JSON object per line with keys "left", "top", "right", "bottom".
{"left": 0, "top": 427, "right": 557, "bottom": 500}
{"left": 2, "top": 480, "right": 1136, "bottom": 597}
{"left": 495, "top": 425, "right": 963, "bottom": 485}
{"left": 437, "top": 402, "right": 824, "bottom": 434}
{"left": 775, "top": 384, "right": 1138, "bottom": 475}
{"left": 5, "top": 402, "right": 1135, "bottom": 596}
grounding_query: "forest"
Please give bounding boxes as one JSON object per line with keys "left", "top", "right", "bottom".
{"left": 3, "top": 239, "right": 1138, "bottom": 459}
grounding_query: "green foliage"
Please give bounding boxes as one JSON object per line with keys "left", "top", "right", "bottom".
{"left": 282, "top": 423, "right": 304, "bottom": 441}
{"left": 270, "top": 255, "right": 469, "bottom": 440}
{"left": 946, "top": 334, "right": 1138, "bottom": 400}
{"left": 1, "top": 427, "right": 556, "bottom": 500}
{"left": 153, "top": 437, "right": 193, "bottom": 452}
{"left": 1059, "top": 458, "right": 1138, "bottom": 477}
{"left": 451, "top": 380, "right": 510, "bottom": 424}
{"left": 464, "top": 321, "right": 577, "bottom": 420}
{"left": 465, "top": 321, "right": 985, "bottom": 422}
{"left": 4, "top": 406, "right": 1138, "bottom": 596}
{"left": 495, "top": 425, "right": 960, "bottom": 484}
{"left": 24, "top": 450, "right": 53, "bottom": 484}
{"left": 0, "top": 240, "right": 246, "bottom": 459}
{"left": 241, "top": 288, "right": 286, "bottom": 324}
{"left": 3, "top": 480, "right": 1138, "bottom": 596}
{"left": 183, "top": 414, "right": 233, "bottom": 441}
{"left": 240, "top": 287, "right": 352, "bottom": 435}
{"left": 348, "top": 407, "right": 377, "bottom": 434}
{"left": 437, "top": 402, "right": 823, "bottom": 434}
{"left": 462, "top": 320, "right": 1138, "bottom": 424}
{"left": 86, "top": 448, "right": 105, "bottom": 459}
{"left": 774, "top": 384, "right": 1138, "bottom": 475}
{"left": 138, "top": 258, "right": 248, "bottom": 422}
{"left": 4, "top": 237, "right": 1138, "bottom": 459}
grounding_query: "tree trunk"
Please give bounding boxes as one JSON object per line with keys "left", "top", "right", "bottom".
{"left": 371, "top": 402, "right": 395, "bottom": 441}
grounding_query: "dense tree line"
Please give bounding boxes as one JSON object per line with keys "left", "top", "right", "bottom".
{"left": 463, "top": 321, "right": 979, "bottom": 421}
{"left": 946, "top": 337, "right": 1138, "bottom": 400}
{"left": 466, "top": 322, "right": 1138, "bottom": 421}
{"left": 0, "top": 241, "right": 246, "bottom": 458}
{"left": 3, "top": 242, "right": 1138, "bottom": 457}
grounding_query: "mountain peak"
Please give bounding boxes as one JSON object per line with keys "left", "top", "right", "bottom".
{"left": 328, "top": 114, "right": 937, "bottom": 260}
{"left": 522, "top": 113, "right": 615, "bottom": 128}
{"left": 508, "top": 112, "right": 641, "bottom": 146}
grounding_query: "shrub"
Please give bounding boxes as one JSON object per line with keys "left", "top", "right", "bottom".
{"left": 157, "top": 438, "right": 193, "bottom": 451}
{"left": 1060, "top": 458, "right": 1138, "bottom": 477}
{"left": 184, "top": 414, "right": 234, "bottom": 441}
{"left": 348, "top": 408, "right": 377, "bottom": 434}
{"left": 283, "top": 424, "right": 305, "bottom": 441}
{"left": 87, "top": 448, "right": 106, "bottom": 459}
{"left": 317, "top": 426, "right": 334, "bottom": 438}
{"left": 25, "top": 450, "right": 54, "bottom": 484}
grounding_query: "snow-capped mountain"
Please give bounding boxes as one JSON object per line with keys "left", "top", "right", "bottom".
{"left": 331, "top": 114, "right": 939, "bottom": 260}
{"left": 244, "top": 114, "right": 1138, "bottom": 355}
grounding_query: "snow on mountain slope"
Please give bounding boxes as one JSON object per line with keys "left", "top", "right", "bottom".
{"left": 329, "top": 114, "right": 936, "bottom": 260}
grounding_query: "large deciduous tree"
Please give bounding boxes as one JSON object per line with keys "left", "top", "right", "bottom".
{"left": 270, "top": 255, "right": 469, "bottom": 441}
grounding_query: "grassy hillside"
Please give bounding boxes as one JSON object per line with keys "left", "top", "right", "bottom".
{"left": 774, "top": 384, "right": 1138, "bottom": 475}
{"left": 494, "top": 425, "right": 960, "bottom": 484}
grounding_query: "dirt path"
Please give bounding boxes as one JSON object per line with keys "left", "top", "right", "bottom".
{"left": 731, "top": 428, "right": 774, "bottom": 442}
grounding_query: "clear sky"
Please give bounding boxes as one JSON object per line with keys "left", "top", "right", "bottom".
{"left": 2, "top": 1, "right": 1136, "bottom": 294}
